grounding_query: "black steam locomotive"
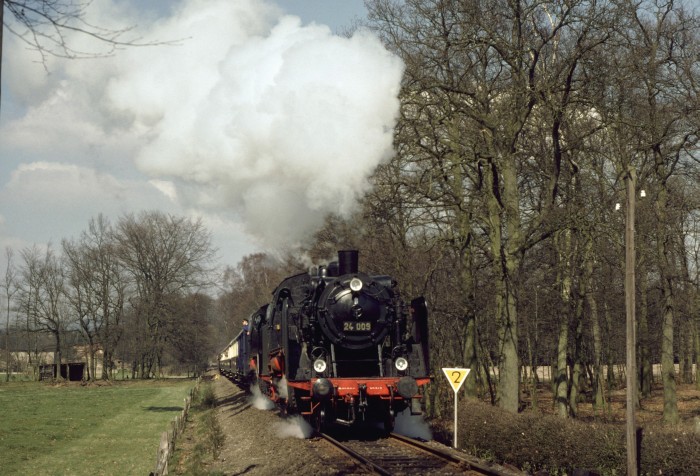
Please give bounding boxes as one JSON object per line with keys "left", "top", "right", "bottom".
{"left": 220, "top": 250, "right": 431, "bottom": 432}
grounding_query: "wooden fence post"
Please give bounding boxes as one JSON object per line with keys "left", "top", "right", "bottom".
{"left": 152, "top": 379, "right": 202, "bottom": 475}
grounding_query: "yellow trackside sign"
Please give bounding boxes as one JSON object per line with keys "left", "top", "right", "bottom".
{"left": 442, "top": 368, "right": 470, "bottom": 393}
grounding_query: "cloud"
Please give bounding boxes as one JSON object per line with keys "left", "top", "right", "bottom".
{"left": 149, "top": 180, "right": 179, "bottom": 202}
{"left": 0, "top": 162, "right": 176, "bottom": 242}
{"left": 0, "top": 0, "right": 403, "bottom": 261}
{"left": 113, "top": 7, "right": 404, "bottom": 250}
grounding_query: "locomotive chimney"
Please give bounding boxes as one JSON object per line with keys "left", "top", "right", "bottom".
{"left": 338, "top": 250, "right": 359, "bottom": 275}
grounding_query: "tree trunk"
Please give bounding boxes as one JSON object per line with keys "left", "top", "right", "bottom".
{"left": 102, "top": 318, "right": 111, "bottom": 380}
{"left": 603, "top": 301, "right": 616, "bottom": 391}
{"left": 524, "top": 290, "right": 539, "bottom": 411}
{"left": 656, "top": 187, "right": 679, "bottom": 424}
{"left": 460, "top": 238, "right": 478, "bottom": 397}
{"left": 660, "top": 293, "right": 678, "bottom": 423}
{"left": 695, "top": 313, "right": 700, "bottom": 391}
{"left": 554, "top": 230, "right": 572, "bottom": 418}
{"left": 54, "top": 332, "right": 62, "bottom": 381}
{"left": 693, "top": 288, "right": 700, "bottom": 390}
{"left": 569, "top": 289, "right": 584, "bottom": 418}
{"left": 638, "top": 259, "right": 652, "bottom": 397}
{"left": 483, "top": 157, "right": 511, "bottom": 410}
{"left": 499, "top": 156, "right": 521, "bottom": 413}
{"left": 681, "top": 320, "right": 693, "bottom": 384}
{"left": 585, "top": 239, "right": 606, "bottom": 414}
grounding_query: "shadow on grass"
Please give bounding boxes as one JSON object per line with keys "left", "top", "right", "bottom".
{"left": 218, "top": 391, "right": 252, "bottom": 416}
{"left": 145, "top": 406, "right": 184, "bottom": 412}
{"left": 232, "top": 464, "right": 257, "bottom": 475}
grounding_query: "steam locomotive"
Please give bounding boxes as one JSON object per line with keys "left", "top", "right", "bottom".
{"left": 219, "top": 250, "right": 431, "bottom": 433}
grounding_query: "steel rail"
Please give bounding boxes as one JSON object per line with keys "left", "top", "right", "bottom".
{"left": 389, "top": 433, "right": 521, "bottom": 476}
{"left": 319, "top": 432, "right": 392, "bottom": 475}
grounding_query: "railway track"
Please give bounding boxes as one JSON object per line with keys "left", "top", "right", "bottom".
{"left": 318, "top": 430, "right": 522, "bottom": 476}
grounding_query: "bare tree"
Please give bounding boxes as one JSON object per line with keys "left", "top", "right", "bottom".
{"left": 63, "top": 214, "right": 126, "bottom": 380}
{"left": 217, "top": 252, "right": 294, "bottom": 348}
{"left": 366, "top": 0, "right": 614, "bottom": 412}
{"left": 17, "top": 245, "right": 70, "bottom": 379}
{"left": 167, "top": 292, "right": 216, "bottom": 377}
{"left": 114, "top": 211, "right": 216, "bottom": 378}
{"left": 3, "top": 247, "right": 17, "bottom": 381}
{"left": 3, "top": 0, "right": 141, "bottom": 60}
{"left": 0, "top": 0, "right": 174, "bottom": 108}
{"left": 602, "top": 0, "right": 700, "bottom": 425}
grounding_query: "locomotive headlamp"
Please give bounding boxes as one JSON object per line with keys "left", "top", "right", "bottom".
{"left": 313, "top": 359, "right": 327, "bottom": 373}
{"left": 394, "top": 357, "right": 409, "bottom": 371}
{"left": 349, "top": 277, "right": 363, "bottom": 292}
{"left": 312, "top": 378, "right": 333, "bottom": 399}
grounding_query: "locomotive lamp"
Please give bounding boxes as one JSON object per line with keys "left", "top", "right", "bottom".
{"left": 394, "top": 357, "right": 409, "bottom": 371}
{"left": 350, "top": 277, "right": 363, "bottom": 292}
{"left": 312, "top": 378, "right": 333, "bottom": 399}
{"left": 313, "top": 359, "right": 327, "bottom": 373}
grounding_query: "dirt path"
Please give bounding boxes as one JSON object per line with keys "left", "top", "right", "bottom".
{"left": 174, "top": 373, "right": 337, "bottom": 475}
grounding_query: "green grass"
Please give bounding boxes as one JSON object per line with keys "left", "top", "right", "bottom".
{"left": 0, "top": 379, "right": 195, "bottom": 475}
{"left": 0, "top": 372, "right": 34, "bottom": 382}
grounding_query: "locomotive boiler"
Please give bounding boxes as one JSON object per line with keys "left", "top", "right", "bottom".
{"left": 247, "top": 250, "right": 431, "bottom": 432}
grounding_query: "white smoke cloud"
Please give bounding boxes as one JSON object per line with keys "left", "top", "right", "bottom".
{"left": 249, "top": 383, "right": 275, "bottom": 410}
{"left": 272, "top": 415, "right": 314, "bottom": 439}
{"left": 0, "top": 0, "right": 403, "bottom": 263}
{"left": 104, "top": 0, "right": 404, "bottom": 251}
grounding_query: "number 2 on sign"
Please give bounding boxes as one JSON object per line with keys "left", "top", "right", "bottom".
{"left": 442, "top": 368, "right": 470, "bottom": 393}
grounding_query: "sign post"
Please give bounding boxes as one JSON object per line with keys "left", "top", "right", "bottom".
{"left": 442, "top": 367, "right": 470, "bottom": 449}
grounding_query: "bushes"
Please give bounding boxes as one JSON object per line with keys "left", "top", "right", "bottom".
{"left": 194, "top": 382, "right": 225, "bottom": 457}
{"left": 173, "top": 381, "right": 226, "bottom": 474}
{"left": 456, "top": 399, "right": 700, "bottom": 475}
{"left": 198, "top": 382, "right": 217, "bottom": 409}
{"left": 640, "top": 424, "right": 700, "bottom": 475}
{"left": 200, "top": 411, "right": 226, "bottom": 460}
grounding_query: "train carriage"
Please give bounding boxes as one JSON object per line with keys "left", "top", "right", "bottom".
{"left": 218, "top": 333, "right": 241, "bottom": 379}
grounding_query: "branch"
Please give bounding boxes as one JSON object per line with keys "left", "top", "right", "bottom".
{"left": 4, "top": 0, "right": 182, "bottom": 64}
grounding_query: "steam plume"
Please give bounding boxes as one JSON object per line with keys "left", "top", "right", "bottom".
{"left": 107, "top": 0, "right": 404, "bottom": 251}
{"left": 273, "top": 415, "right": 313, "bottom": 439}
{"left": 249, "top": 382, "right": 275, "bottom": 410}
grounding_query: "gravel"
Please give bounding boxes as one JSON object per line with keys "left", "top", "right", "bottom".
{"left": 183, "top": 372, "right": 519, "bottom": 476}
{"left": 199, "top": 373, "right": 348, "bottom": 475}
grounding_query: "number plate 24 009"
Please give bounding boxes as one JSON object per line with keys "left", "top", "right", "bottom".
{"left": 343, "top": 321, "right": 372, "bottom": 332}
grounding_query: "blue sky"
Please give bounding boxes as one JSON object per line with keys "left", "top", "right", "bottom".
{"left": 0, "top": 0, "right": 406, "bottom": 271}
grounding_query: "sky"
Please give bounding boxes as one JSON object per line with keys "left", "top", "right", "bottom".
{"left": 0, "top": 0, "right": 404, "bottom": 271}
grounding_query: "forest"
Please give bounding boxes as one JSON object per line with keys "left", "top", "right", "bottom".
{"left": 1, "top": 0, "right": 700, "bottom": 431}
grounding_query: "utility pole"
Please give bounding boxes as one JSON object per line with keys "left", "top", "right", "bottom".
{"left": 1, "top": 0, "right": 4, "bottom": 113}
{"left": 625, "top": 168, "right": 638, "bottom": 476}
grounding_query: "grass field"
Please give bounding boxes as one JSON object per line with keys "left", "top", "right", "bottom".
{"left": 0, "top": 379, "right": 196, "bottom": 476}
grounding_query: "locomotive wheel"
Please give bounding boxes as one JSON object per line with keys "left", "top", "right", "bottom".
{"left": 311, "top": 408, "right": 325, "bottom": 434}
